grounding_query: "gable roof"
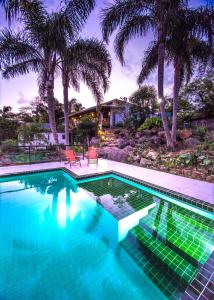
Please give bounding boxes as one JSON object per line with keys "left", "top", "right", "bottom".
{"left": 68, "top": 99, "right": 130, "bottom": 118}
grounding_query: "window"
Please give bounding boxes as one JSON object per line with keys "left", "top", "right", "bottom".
{"left": 62, "top": 134, "right": 65, "bottom": 139}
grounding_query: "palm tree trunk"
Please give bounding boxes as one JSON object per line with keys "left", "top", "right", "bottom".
{"left": 62, "top": 70, "right": 70, "bottom": 146}
{"left": 158, "top": 26, "right": 174, "bottom": 148}
{"left": 47, "top": 73, "right": 59, "bottom": 145}
{"left": 171, "top": 57, "right": 182, "bottom": 143}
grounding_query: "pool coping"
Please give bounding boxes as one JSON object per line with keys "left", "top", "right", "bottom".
{"left": 1, "top": 166, "right": 213, "bottom": 300}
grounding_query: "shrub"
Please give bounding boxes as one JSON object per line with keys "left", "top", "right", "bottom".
{"left": 197, "top": 126, "right": 207, "bottom": 140}
{"left": 138, "top": 117, "right": 162, "bottom": 131}
{"left": 1, "top": 139, "right": 17, "bottom": 153}
{"left": 76, "top": 116, "right": 97, "bottom": 145}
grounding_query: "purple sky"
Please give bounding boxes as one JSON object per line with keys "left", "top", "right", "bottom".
{"left": 0, "top": 0, "right": 207, "bottom": 111}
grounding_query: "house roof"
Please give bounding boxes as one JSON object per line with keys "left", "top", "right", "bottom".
{"left": 68, "top": 99, "right": 130, "bottom": 118}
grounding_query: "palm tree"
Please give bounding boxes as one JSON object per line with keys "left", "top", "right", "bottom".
{"left": 101, "top": 0, "right": 187, "bottom": 148}
{"left": 0, "top": 0, "right": 96, "bottom": 144}
{"left": 138, "top": 7, "right": 213, "bottom": 143}
{"left": 59, "top": 39, "right": 111, "bottom": 145}
{"left": 170, "top": 7, "right": 213, "bottom": 142}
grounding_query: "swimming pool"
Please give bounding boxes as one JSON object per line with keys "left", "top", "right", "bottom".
{"left": 0, "top": 170, "right": 213, "bottom": 299}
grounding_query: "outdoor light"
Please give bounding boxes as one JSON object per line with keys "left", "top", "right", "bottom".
{"left": 157, "top": 97, "right": 162, "bottom": 104}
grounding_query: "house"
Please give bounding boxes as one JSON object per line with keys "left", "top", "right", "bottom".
{"left": 68, "top": 99, "right": 137, "bottom": 129}
{"left": 18, "top": 123, "right": 67, "bottom": 146}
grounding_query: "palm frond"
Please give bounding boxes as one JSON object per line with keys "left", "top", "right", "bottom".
{"left": 137, "top": 41, "right": 158, "bottom": 84}
{"left": 68, "top": 38, "right": 112, "bottom": 76}
{"left": 2, "top": 58, "right": 41, "bottom": 79}
{"left": 114, "top": 15, "right": 153, "bottom": 64}
{"left": 0, "top": 28, "right": 42, "bottom": 66}
{"left": 0, "top": 0, "right": 21, "bottom": 22}
{"left": 101, "top": 0, "right": 152, "bottom": 42}
{"left": 81, "top": 71, "right": 103, "bottom": 105}
{"left": 64, "top": 0, "right": 95, "bottom": 32}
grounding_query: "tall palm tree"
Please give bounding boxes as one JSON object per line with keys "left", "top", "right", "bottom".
{"left": 101, "top": 0, "right": 187, "bottom": 148}
{"left": 0, "top": 0, "right": 96, "bottom": 144}
{"left": 137, "top": 7, "right": 213, "bottom": 143}
{"left": 59, "top": 39, "right": 111, "bottom": 145}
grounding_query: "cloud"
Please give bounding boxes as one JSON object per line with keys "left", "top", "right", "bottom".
{"left": 16, "top": 92, "right": 29, "bottom": 105}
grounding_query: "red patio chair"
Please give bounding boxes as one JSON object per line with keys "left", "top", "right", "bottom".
{"left": 88, "top": 146, "right": 98, "bottom": 166}
{"left": 64, "top": 149, "right": 81, "bottom": 167}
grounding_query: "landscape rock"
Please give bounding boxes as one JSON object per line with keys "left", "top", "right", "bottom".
{"left": 150, "top": 136, "right": 161, "bottom": 146}
{"left": 179, "top": 129, "right": 192, "bottom": 140}
{"left": 140, "top": 157, "right": 153, "bottom": 167}
{"left": 157, "top": 131, "right": 166, "bottom": 141}
{"left": 184, "top": 137, "right": 200, "bottom": 148}
{"left": 147, "top": 150, "right": 159, "bottom": 160}
{"left": 142, "top": 129, "right": 153, "bottom": 137}
{"left": 135, "top": 131, "right": 142, "bottom": 139}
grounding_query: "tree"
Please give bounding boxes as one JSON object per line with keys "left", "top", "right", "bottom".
{"left": 0, "top": 0, "right": 96, "bottom": 144}
{"left": 137, "top": 7, "right": 213, "bottom": 142}
{"left": 69, "top": 98, "right": 84, "bottom": 113}
{"left": 129, "top": 85, "right": 158, "bottom": 122}
{"left": 59, "top": 38, "right": 111, "bottom": 145}
{"left": 19, "top": 123, "right": 48, "bottom": 145}
{"left": 76, "top": 116, "right": 97, "bottom": 145}
{"left": 180, "top": 72, "right": 214, "bottom": 115}
{"left": 101, "top": 0, "right": 187, "bottom": 148}
{"left": 167, "top": 7, "right": 213, "bottom": 142}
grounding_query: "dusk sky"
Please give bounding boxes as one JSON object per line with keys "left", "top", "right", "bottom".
{"left": 0, "top": 0, "right": 207, "bottom": 112}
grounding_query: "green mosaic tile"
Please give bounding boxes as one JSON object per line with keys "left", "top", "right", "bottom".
{"left": 139, "top": 202, "right": 214, "bottom": 264}
{"left": 121, "top": 236, "right": 185, "bottom": 299}
{"left": 79, "top": 178, "right": 154, "bottom": 220}
{"left": 131, "top": 225, "right": 198, "bottom": 284}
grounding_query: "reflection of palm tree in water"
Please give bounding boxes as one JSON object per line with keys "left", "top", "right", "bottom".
{"left": 20, "top": 172, "right": 76, "bottom": 220}
{"left": 152, "top": 199, "right": 164, "bottom": 239}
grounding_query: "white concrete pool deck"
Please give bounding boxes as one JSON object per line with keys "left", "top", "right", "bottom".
{"left": 0, "top": 159, "right": 213, "bottom": 205}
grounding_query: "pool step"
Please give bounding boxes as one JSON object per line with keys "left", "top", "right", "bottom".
{"left": 152, "top": 199, "right": 214, "bottom": 234}
{"left": 121, "top": 234, "right": 186, "bottom": 300}
{"left": 130, "top": 225, "right": 198, "bottom": 284}
{"left": 139, "top": 206, "right": 213, "bottom": 264}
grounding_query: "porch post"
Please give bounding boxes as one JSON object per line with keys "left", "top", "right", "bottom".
{"left": 99, "top": 112, "right": 103, "bottom": 130}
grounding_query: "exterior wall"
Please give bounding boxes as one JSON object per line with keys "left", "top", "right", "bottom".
{"left": 111, "top": 103, "right": 131, "bottom": 126}
{"left": 45, "top": 133, "right": 66, "bottom": 145}
{"left": 19, "top": 133, "right": 66, "bottom": 146}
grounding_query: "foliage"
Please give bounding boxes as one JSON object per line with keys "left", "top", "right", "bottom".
{"left": 1, "top": 139, "right": 17, "bottom": 153}
{"left": 139, "top": 117, "right": 162, "bottom": 131}
{"left": 129, "top": 85, "right": 158, "bottom": 122}
{"left": 69, "top": 98, "right": 84, "bottom": 113}
{"left": 0, "top": 115, "right": 18, "bottom": 142}
{"left": 197, "top": 141, "right": 214, "bottom": 151}
{"left": 197, "top": 126, "right": 207, "bottom": 140}
{"left": 19, "top": 123, "right": 48, "bottom": 145}
{"left": 164, "top": 151, "right": 214, "bottom": 169}
{"left": 180, "top": 73, "right": 214, "bottom": 116}
{"left": 76, "top": 116, "right": 97, "bottom": 144}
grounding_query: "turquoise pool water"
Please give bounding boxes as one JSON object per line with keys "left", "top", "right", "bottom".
{"left": 0, "top": 170, "right": 165, "bottom": 300}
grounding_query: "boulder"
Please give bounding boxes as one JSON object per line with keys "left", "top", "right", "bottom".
{"left": 135, "top": 131, "right": 142, "bottom": 139}
{"left": 184, "top": 137, "right": 200, "bottom": 148}
{"left": 140, "top": 157, "right": 153, "bottom": 167}
{"left": 150, "top": 136, "right": 162, "bottom": 146}
{"left": 117, "top": 139, "right": 130, "bottom": 149}
{"left": 131, "top": 155, "right": 141, "bottom": 163}
{"left": 179, "top": 129, "right": 192, "bottom": 140}
{"left": 147, "top": 150, "right": 159, "bottom": 160}
{"left": 138, "top": 136, "right": 150, "bottom": 144}
{"left": 157, "top": 131, "right": 166, "bottom": 141}
{"left": 142, "top": 129, "right": 153, "bottom": 137}
{"left": 129, "top": 139, "right": 136, "bottom": 147}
